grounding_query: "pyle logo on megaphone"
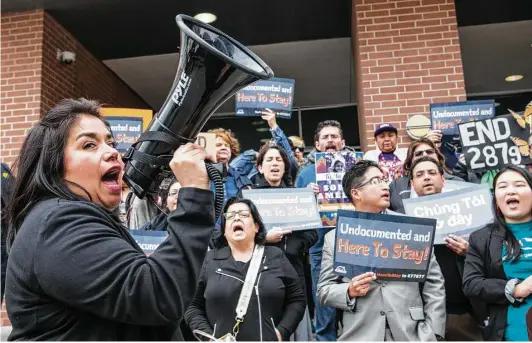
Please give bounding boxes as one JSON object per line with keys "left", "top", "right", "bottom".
{"left": 171, "top": 72, "right": 192, "bottom": 105}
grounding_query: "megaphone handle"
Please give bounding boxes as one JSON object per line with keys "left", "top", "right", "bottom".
{"left": 205, "top": 163, "right": 225, "bottom": 220}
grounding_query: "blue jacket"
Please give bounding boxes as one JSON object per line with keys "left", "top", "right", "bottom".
{"left": 230, "top": 126, "right": 298, "bottom": 180}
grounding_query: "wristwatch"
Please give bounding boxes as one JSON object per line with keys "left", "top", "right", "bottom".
{"left": 505, "top": 278, "right": 524, "bottom": 304}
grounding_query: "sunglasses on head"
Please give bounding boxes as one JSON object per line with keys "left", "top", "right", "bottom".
{"left": 413, "top": 149, "right": 436, "bottom": 158}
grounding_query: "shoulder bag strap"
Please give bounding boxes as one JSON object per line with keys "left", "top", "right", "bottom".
{"left": 232, "top": 244, "right": 265, "bottom": 335}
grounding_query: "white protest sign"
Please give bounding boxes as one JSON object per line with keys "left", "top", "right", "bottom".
{"left": 403, "top": 186, "right": 493, "bottom": 244}
{"left": 195, "top": 132, "right": 217, "bottom": 162}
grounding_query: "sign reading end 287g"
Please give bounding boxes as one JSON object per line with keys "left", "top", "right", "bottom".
{"left": 458, "top": 114, "right": 532, "bottom": 172}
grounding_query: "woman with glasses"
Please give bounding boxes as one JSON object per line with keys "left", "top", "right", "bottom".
{"left": 463, "top": 166, "right": 532, "bottom": 341}
{"left": 140, "top": 178, "right": 181, "bottom": 231}
{"left": 185, "top": 197, "right": 306, "bottom": 341}
{"left": 388, "top": 137, "right": 464, "bottom": 214}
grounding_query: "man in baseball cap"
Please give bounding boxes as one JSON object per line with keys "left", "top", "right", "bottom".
{"left": 363, "top": 123, "right": 407, "bottom": 180}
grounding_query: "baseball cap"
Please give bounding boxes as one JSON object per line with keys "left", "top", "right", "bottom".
{"left": 374, "top": 123, "right": 398, "bottom": 137}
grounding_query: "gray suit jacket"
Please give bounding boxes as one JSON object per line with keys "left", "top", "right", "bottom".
{"left": 317, "top": 209, "right": 446, "bottom": 341}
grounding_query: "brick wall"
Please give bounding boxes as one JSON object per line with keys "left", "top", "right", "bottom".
{"left": 1, "top": 10, "right": 150, "bottom": 165}
{"left": 1, "top": 10, "right": 45, "bottom": 166}
{"left": 353, "top": 0, "right": 467, "bottom": 151}
{"left": 0, "top": 9, "right": 150, "bottom": 327}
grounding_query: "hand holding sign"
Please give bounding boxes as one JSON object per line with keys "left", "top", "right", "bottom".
{"left": 266, "top": 229, "right": 293, "bottom": 243}
{"left": 261, "top": 108, "right": 279, "bottom": 129}
{"left": 444, "top": 234, "right": 469, "bottom": 256}
{"left": 348, "top": 272, "right": 376, "bottom": 298}
{"left": 307, "top": 182, "right": 320, "bottom": 195}
{"left": 425, "top": 129, "right": 443, "bottom": 145}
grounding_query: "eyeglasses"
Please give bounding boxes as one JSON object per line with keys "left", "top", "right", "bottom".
{"left": 355, "top": 176, "right": 389, "bottom": 189}
{"left": 223, "top": 210, "right": 251, "bottom": 221}
{"left": 413, "top": 149, "right": 436, "bottom": 158}
{"left": 293, "top": 147, "right": 305, "bottom": 153}
{"left": 168, "top": 191, "right": 179, "bottom": 198}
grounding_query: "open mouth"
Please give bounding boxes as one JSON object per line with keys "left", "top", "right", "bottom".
{"left": 101, "top": 166, "right": 122, "bottom": 192}
{"left": 232, "top": 223, "right": 245, "bottom": 234}
{"left": 325, "top": 144, "right": 337, "bottom": 152}
{"left": 270, "top": 168, "right": 280, "bottom": 173}
{"left": 506, "top": 198, "right": 520, "bottom": 207}
{"left": 381, "top": 193, "right": 390, "bottom": 200}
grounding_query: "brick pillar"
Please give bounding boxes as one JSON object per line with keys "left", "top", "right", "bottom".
{"left": 1, "top": 10, "right": 149, "bottom": 165}
{"left": 352, "top": 0, "right": 467, "bottom": 151}
{"left": 1, "top": 10, "right": 45, "bottom": 165}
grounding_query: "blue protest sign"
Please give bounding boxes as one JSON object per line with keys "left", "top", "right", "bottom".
{"left": 108, "top": 117, "right": 143, "bottom": 153}
{"left": 235, "top": 77, "right": 295, "bottom": 119}
{"left": 403, "top": 186, "right": 493, "bottom": 244}
{"left": 333, "top": 210, "right": 436, "bottom": 282}
{"left": 242, "top": 188, "right": 322, "bottom": 231}
{"left": 430, "top": 100, "right": 495, "bottom": 136}
{"left": 128, "top": 230, "right": 168, "bottom": 255}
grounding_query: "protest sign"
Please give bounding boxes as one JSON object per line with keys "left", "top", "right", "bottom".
{"left": 195, "top": 132, "right": 217, "bottom": 162}
{"left": 442, "top": 180, "right": 484, "bottom": 193}
{"left": 235, "top": 77, "right": 295, "bottom": 119}
{"left": 315, "top": 152, "right": 359, "bottom": 226}
{"left": 403, "top": 186, "right": 493, "bottom": 244}
{"left": 431, "top": 100, "right": 495, "bottom": 136}
{"left": 242, "top": 188, "right": 322, "bottom": 231}
{"left": 128, "top": 230, "right": 168, "bottom": 255}
{"left": 100, "top": 108, "right": 152, "bottom": 153}
{"left": 459, "top": 113, "right": 532, "bottom": 172}
{"left": 333, "top": 210, "right": 436, "bottom": 282}
{"left": 107, "top": 117, "right": 143, "bottom": 153}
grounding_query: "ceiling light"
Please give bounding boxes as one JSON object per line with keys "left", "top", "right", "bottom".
{"left": 505, "top": 74, "right": 524, "bottom": 82}
{"left": 194, "top": 13, "right": 217, "bottom": 24}
{"left": 256, "top": 127, "right": 269, "bottom": 132}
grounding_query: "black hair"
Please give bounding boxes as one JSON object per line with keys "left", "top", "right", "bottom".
{"left": 159, "top": 177, "right": 180, "bottom": 213}
{"left": 213, "top": 197, "right": 267, "bottom": 248}
{"left": 409, "top": 156, "right": 444, "bottom": 180}
{"left": 342, "top": 160, "right": 381, "bottom": 202}
{"left": 256, "top": 144, "right": 293, "bottom": 187}
{"left": 314, "top": 120, "right": 343, "bottom": 143}
{"left": 492, "top": 165, "right": 532, "bottom": 262}
{"left": 5, "top": 98, "right": 108, "bottom": 250}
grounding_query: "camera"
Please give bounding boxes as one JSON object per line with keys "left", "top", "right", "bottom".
{"left": 57, "top": 50, "right": 76, "bottom": 64}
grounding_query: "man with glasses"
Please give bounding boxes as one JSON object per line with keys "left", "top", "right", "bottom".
{"left": 317, "top": 160, "right": 446, "bottom": 341}
{"left": 410, "top": 157, "right": 483, "bottom": 341}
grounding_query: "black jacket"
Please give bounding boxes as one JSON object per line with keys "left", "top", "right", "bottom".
{"left": 185, "top": 245, "right": 306, "bottom": 341}
{"left": 5, "top": 188, "right": 214, "bottom": 341}
{"left": 140, "top": 211, "right": 168, "bottom": 231}
{"left": 462, "top": 224, "right": 522, "bottom": 341}
{"left": 237, "top": 174, "right": 318, "bottom": 279}
{"left": 388, "top": 172, "right": 464, "bottom": 213}
{"left": 1, "top": 163, "right": 13, "bottom": 302}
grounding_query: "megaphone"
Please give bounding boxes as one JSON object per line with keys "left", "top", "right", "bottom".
{"left": 122, "top": 14, "right": 274, "bottom": 218}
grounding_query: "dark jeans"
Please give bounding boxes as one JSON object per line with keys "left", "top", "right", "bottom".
{"left": 310, "top": 252, "right": 336, "bottom": 341}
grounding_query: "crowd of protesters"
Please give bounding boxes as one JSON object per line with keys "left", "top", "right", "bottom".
{"left": 1, "top": 97, "right": 531, "bottom": 341}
